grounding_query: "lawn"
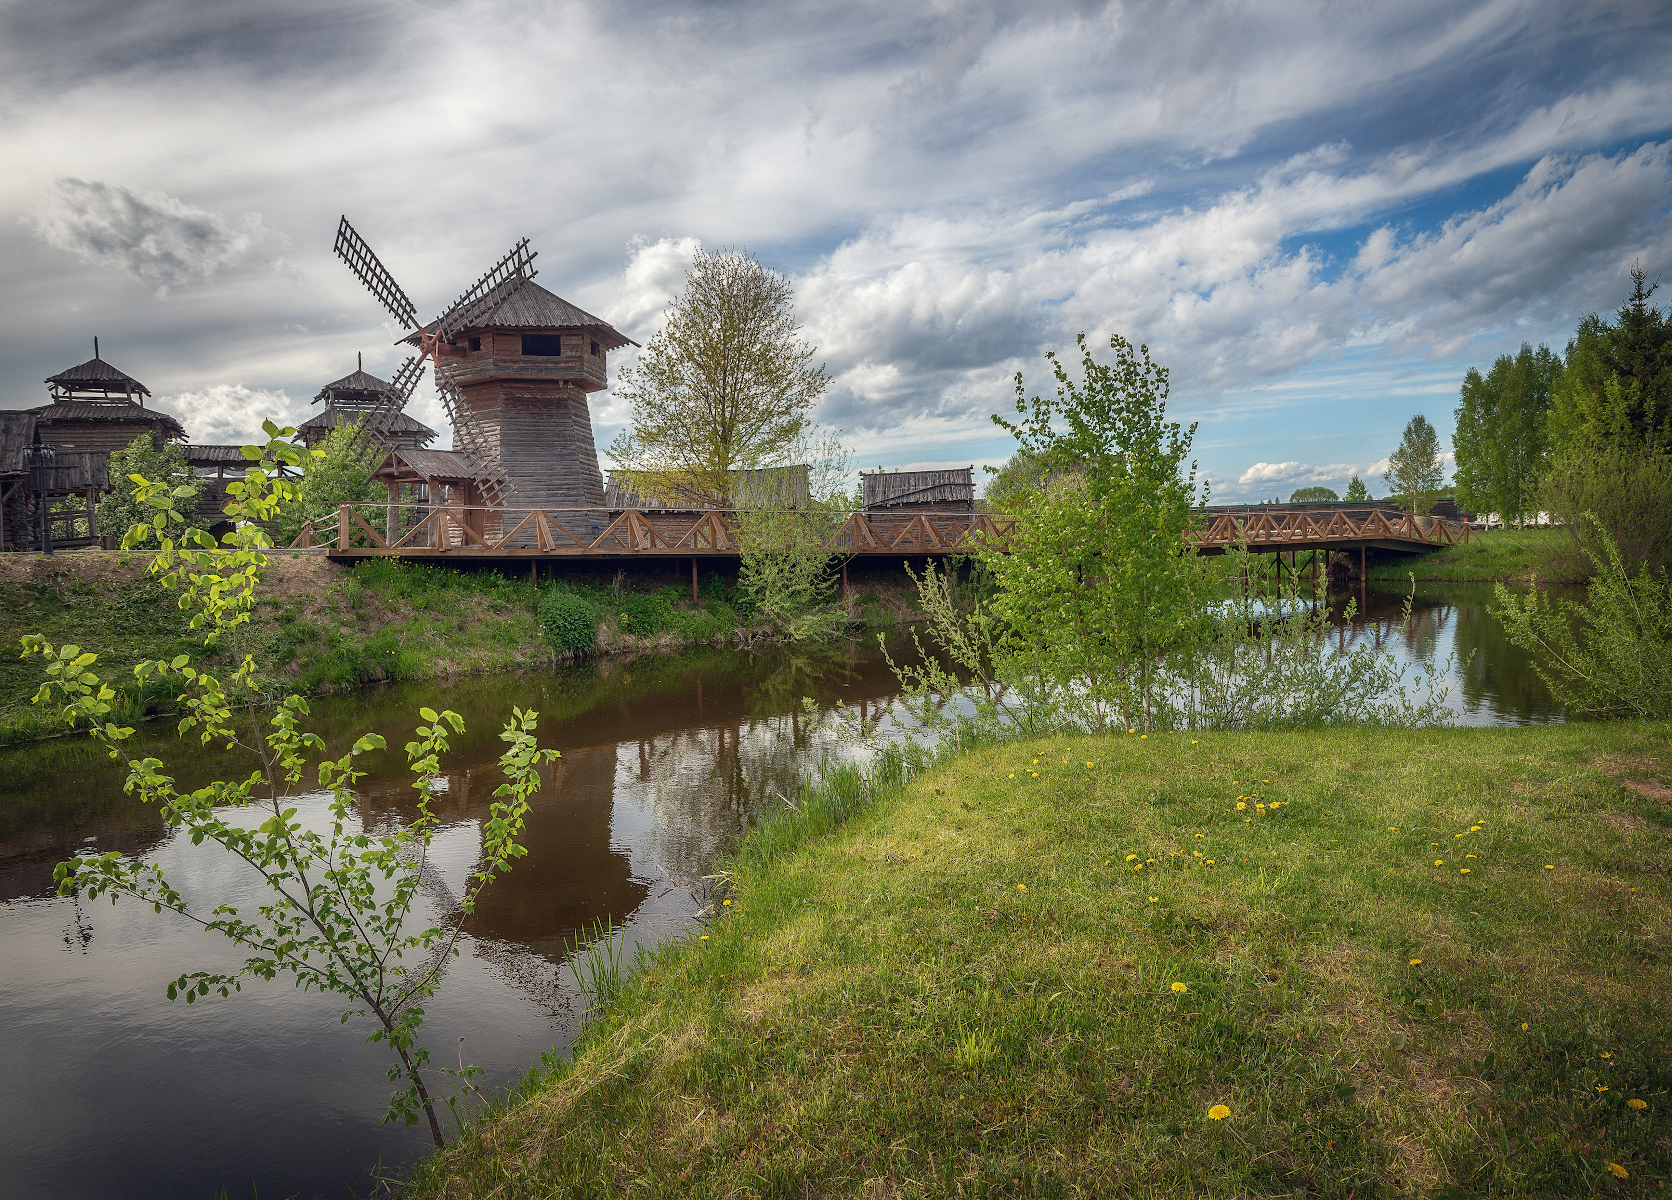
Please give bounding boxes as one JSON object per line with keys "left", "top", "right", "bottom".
{"left": 1368, "top": 527, "right": 1578, "bottom": 583}
{"left": 410, "top": 722, "right": 1672, "bottom": 1198}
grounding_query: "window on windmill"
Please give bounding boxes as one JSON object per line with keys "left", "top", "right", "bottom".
{"left": 521, "top": 334, "right": 563, "bottom": 356}
{"left": 468, "top": 337, "right": 481, "bottom": 352}
{"left": 590, "top": 340, "right": 600, "bottom": 356}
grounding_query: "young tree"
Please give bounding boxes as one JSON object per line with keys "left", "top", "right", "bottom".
{"left": 26, "top": 423, "right": 557, "bottom": 1148}
{"left": 1453, "top": 343, "right": 1559, "bottom": 526}
{"left": 1288, "top": 486, "right": 1338, "bottom": 503}
{"left": 982, "top": 333, "right": 1203, "bottom": 731}
{"left": 1344, "top": 475, "right": 1369, "bottom": 501}
{"left": 608, "top": 248, "right": 830, "bottom": 508}
{"left": 96, "top": 434, "right": 204, "bottom": 549}
{"left": 276, "top": 420, "right": 386, "bottom": 546}
{"left": 1384, "top": 414, "right": 1445, "bottom": 516}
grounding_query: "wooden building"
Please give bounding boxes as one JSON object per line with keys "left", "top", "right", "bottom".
{"left": 25, "top": 351, "right": 185, "bottom": 455}
{"left": 861, "top": 467, "right": 974, "bottom": 513}
{"left": 405, "top": 282, "right": 636, "bottom": 521}
{"left": 298, "top": 356, "right": 436, "bottom": 451}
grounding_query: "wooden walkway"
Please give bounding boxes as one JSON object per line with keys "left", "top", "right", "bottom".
{"left": 297, "top": 502, "right": 1468, "bottom": 562}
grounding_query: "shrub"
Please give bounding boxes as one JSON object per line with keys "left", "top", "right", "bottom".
{"left": 618, "top": 588, "right": 682, "bottom": 637}
{"left": 539, "top": 588, "right": 601, "bottom": 654}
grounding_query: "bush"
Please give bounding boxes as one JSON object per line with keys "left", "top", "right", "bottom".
{"left": 539, "top": 588, "right": 601, "bottom": 654}
{"left": 1541, "top": 443, "right": 1672, "bottom": 572}
{"left": 1492, "top": 523, "right": 1672, "bottom": 718}
{"left": 616, "top": 587, "right": 684, "bottom": 638}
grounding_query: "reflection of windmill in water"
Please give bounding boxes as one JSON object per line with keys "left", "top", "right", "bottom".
{"left": 332, "top": 217, "right": 637, "bottom": 537}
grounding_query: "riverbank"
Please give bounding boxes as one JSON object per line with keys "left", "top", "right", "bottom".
{"left": 410, "top": 722, "right": 1672, "bottom": 1197}
{"left": 0, "top": 552, "right": 920, "bottom": 745}
{"left": 1365, "top": 526, "right": 1578, "bottom": 583}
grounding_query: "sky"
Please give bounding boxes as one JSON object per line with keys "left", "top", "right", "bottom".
{"left": 2, "top": 0, "right": 1669, "bottom": 502}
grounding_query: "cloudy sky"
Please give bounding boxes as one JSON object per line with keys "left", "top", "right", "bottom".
{"left": 3, "top": 0, "right": 1669, "bottom": 501}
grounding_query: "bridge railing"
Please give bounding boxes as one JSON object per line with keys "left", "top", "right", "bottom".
{"left": 1187, "top": 508, "right": 1472, "bottom": 550}
{"left": 286, "top": 505, "right": 1018, "bottom": 555}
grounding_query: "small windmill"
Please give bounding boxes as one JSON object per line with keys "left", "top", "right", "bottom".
{"left": 333, "top": 217, "right": 535, "bottom": 506}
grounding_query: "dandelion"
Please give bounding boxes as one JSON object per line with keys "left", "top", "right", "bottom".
{"left": 1195, "top": 833, "right": 1206, "bottom": 839}
{"left": 1192, "top": 740, "right": 1199, "bottom": 744}
{"left": 1140, "top": 735, "right": 1147, "bottom": 739}
{"left": 1388, "top": 827, "right": 1398, "bottom": 832}
{"left": 1521, "top": 1022, "right": 1529, "bottom": 1030}
{"left": 1602, "top": 1052, "right": 1612, "bottom": 1059}
{"left": 1236, "top": 802, "right": 1247, "bottom": 811}
{"left": 722, "top": 899, "right": 732, "bottom": 907}
{"left": 1607, "top": 1163, "right": 1628, "bottom": 1179}
{"left": 1460, "top": 868, "right": 1470, "bottom": 874}
{"left": 1409, "top": 958, "right": 1422, "bottom": 966}
{"left": 1126, "top": 854, "right": 1138, "bottom": 862}
{"left": 1134, "top": 863, "right": 1144, "bottom": 871}
{"left": 1194, "top": 850, "right": 1203, "bottom": 858}
{"left": 1171, "top": 982, "right": 1189, "bottom": 994}
{"left": 1435, "top": 860, "right": 1444, "bottom": 867}
{"left": 1470, "top": 825, "right": 1481, "bottom": 832}
{"left": 1205, "top": 859, "right": 1215, "bottom": 865}
{"left": 1104, "top": 860, "right": 1110, "bottom": 866}
{"left": 1017, "top": 884, "right": 1027, "bottom": 891}
{"left": 1148, "top": 896, "right": 1158, "bottom": 903}
{"left": 1628, "top": 1098, "right": 1647, "bottom": 1110}
{"left": 699, "top": 935, "right": 709, "bottom": 941}
{"left": 1466, "top": 854, "right": 1476, "bottom": 859}
{"left": 1009, "top": 774, "right": 1015, "bottom": 779}
{"left": 1086, "top": 762, "right": 1094, "bottom": 767}
{"left": 1207, "top": 1104, "right": 1231, "bottom": 1120}
{"left": 1597, "top": 1086, "right": 1608, "bottom": 1093}
{"left": 1455, "top": 833, "right": 1465, "bottom": 838}
{"left": 1544, "top": 864, "right": 1555, "bottom": 870}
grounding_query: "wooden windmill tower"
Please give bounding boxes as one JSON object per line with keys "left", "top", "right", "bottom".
{"left": 332, "top": 217, "right": 636, "bottom": 523}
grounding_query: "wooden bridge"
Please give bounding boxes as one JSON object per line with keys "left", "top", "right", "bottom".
{"left": 294, "top": 501, "right": 1468, "bottom": 565}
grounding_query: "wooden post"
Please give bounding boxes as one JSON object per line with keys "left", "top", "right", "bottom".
{"left": 338, "top": 504, "right": 351, "bottom": 551}
{"left": 531, "top": 559, "right": 537, "bottom": 583}
{"left": 842, "top": 557, "right": 849, "bottom": 598}
{"left": 692, "top": 556, "right": 699, "bottom": 603}
{"left": 386, "top": 483, "right": 399, "bottom": 547}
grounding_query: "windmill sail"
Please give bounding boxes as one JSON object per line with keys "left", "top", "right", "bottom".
{"left": 342, "top": 355, "right": 425, "bottom": 456}
{"left": 433, "top": 239, "right": 537, "bottom": 339}
{"left": 433, "top": 368, "right": 512, "bottom": 507}
{"left": 334, "top": 217, "right": 419, "bottom": 330}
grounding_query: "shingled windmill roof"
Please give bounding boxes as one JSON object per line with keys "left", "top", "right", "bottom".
{"left": 45, "top": 355, "right": 152, "bottom": 400}
{"left": 403, "top": 281, "right": 639, "bottom": 350}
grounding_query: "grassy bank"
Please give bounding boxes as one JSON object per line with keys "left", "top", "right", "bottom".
{"left": 1367, "top": 527, "right": 1578, "bottom": 583}
{"left": 1, "top": 553, "right": 919, "bottom": 745}
{"left": 411, "top": 722, "right": 1672, "bottom": 1197}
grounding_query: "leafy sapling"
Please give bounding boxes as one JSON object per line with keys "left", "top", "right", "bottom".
{"left": 22, "top": 421, "right": 559, "bottom": 1148}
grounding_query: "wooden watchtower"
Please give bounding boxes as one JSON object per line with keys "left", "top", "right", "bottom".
{"left": 403, "top": 282, "right": 636, "bottom": 519}
{"left": 297, "top": 354, "right": 436, "bottom": 451}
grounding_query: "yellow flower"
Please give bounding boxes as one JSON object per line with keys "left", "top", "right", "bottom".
{"left": 1140, "top": 735, "right": 1147, "bottom": 739}
{"left": 1194, "top": 850, "right": 1203, "bottom": 858}
{"left": 1597, "top": 1086, "right": 1608, "bottom": 1093}
{"left": 1435, "top": 860, "right": 1444, "bottom": 867}
{"left": 1104, "top": 859, "right": 1110, "bottom": 866}
{"left": 1236, "top": 802, "right": 1247, "bottom": 811}
{"left": 1009, "top": 774, "right": 1015, "bottom": 778}
{"left": 1409, "top": 958, "right": 1422, "bottom": 966}
{"left": 1205, "top": 859, "right": 1215, "bottom": 865}
{"left": 1455, "top": 832, "right": 1465, "bottom": 838}
{"left": 1017, "top": 883, "right": 1027, "bottom": 891}
{"left": 1134, "top": 863, "right": 1144, "bottom": 871}
{"left": 1469, "top": 825, "right": 1481, "bottom": 832}
{"left": 1460, "top": 868, "right": 1471, "bottom": 874}
{"left": 699, "top": 935, "right": 709, "bottom": 941}
{"left": 1602, "top": 1052, "right": 1612, "bottom": 1059}
{"left": 1466, "top": 854, "right": 1476, "bottom": 859}
{"left": 1086, "top": 761, "right": 1094, "bottom": 767}
{"left": 1388, "top": 827, "right": 1398, "bottom": 832}
{"left": 1544, "top": 864, "right": 1555, "bottom": 870}
{"left": 1126, "top": 854, "right": 1138, "bottom": 862}
{"left": 722, "top": 899, "right": 732, "bottom": 906}
{"left": 1171, "top": 982, "right": 1189, "bottom": 993}
{"left": 1148, "top": 896, "right": 1158, "bottom": 903}
{"left": 1207, "top": 1103, "right": 1231, "bottom": 1120}
{"left": 1608, "top": 1163, "right": 1629, "bottom": 1179}
{"left": 1192, "top": 740, "right": 1199, "bottom": 744}
{"left": 1628, "top": 1098, "right": 1647, "bottom": 1110}
{"left": 1521, "top": 1022, "right": 1529, "bottom": 1030}
{"left": 1195, "top": 833, "right": 1206, "bottom": 838}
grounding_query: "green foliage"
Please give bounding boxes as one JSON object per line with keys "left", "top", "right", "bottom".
{"left": 735, "top": 503, "right": 846, "bottom": 642}
{"left": 1453, "top": 343, "right": 1559, "bottom": 526}
{"left": 1384, "top": 413, "right": 1445, "bottom": 516}
{"left": 1492, "top": 522, "right": 1672, "bottom": 718}
{"left": 981, "top": 449, "right": 1057, "bottom": 511}
{"left": 618, "top": 587, "right": 679, "bottom": 637}
{"left": 1539, "top": 442, "right": 1672, "bottom": 571}
{"left": 1548, "top": 267, "right": 1672, "bottom": 455}
{"left": 984, "top": 332, "right": 1203, "bottom": 731}
{"left": 606, "top": 248, "right": 830, "bottom": 508}
{"left": 275, "top": 421, "right": 385, "bottom": 547}
{"left": 1287, "top": 486, "right": 1338, "bottom": 503}
{"left": 1344, "top": 474, "right": 1369, "bottom": 501}
{"left": 538, "top": 588, "right": 601, "bottom": 654}
{"left": 96, "top": 435, "right": 204, "bottom": 549}
{"left": 20, "top": 420, "right": 557, "bottom": 1149}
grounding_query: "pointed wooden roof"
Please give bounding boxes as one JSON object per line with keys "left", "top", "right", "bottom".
{"left": 403, "top": 281, "right": 638, "bottom": 349}
{"left": 45, "top": 355, "right": 151, "bottom": 400}
{"left": 312, "top": 367, "right": 393, "bottom": 405}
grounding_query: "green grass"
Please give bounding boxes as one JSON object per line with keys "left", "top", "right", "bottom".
{"left": 1369, "top": 527, "right": 1578, "bottom": 583}
{"left": 0, "top": 568, "right": 208, "bottom": 745}
{"left": 409, "top": 723, "right": 1672, "bottom": 1198}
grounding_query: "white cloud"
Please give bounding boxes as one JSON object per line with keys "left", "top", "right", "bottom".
{"left": 26, "top": 178, "right": 272, "bottom": 298}
{"left": 162, "top": 384, "right": 301, "bottom": 446}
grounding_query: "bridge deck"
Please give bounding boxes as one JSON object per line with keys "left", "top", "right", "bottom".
{"left": 301, "top": 503, "right": 1470, "bottom": 561}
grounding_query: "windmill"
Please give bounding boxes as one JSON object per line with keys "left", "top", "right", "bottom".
{"left": 333, "top": 218, "right": 636, "bottom": 528}
{"left": 333, "top": 218, "right": 532, "bottom": 506}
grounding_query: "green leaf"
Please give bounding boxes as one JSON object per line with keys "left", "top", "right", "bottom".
{"left": 419, "top": 707, "right": 439, "bottom": 723}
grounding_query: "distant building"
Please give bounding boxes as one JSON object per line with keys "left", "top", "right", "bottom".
{"left": 604, "top": 466, "right": 811, "bottom": 512}
{"left": 26, "top": 348, "right": 185, "bottom": 454}
{"left": 297, "top": 356, "right": 437, "bottom": 451}
{"left": 861, "top": 467, "right": 974, "bottom": 513}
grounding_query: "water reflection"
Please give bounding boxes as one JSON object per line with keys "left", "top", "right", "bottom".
{"left": 0, "top": 588, "right": 1565, "bottom": 1198}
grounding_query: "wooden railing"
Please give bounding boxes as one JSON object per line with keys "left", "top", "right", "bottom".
{"left": 1188, "top": 508, "right": 1472, "bottom": 550}
{"left": 288, "top": 506, "right": 1018, "bottom": 556}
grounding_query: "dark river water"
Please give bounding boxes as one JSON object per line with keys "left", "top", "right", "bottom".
{"left": 0, "top": 583, "right": 1560, "bottom": 1199}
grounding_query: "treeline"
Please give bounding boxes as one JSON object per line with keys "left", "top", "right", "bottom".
{"left": 1454, "top": 266, "right": 1671, "bottom": 565}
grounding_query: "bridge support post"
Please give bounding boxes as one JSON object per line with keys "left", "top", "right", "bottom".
{"left": 692, "top": 556, "right": 699, "bottom": 604}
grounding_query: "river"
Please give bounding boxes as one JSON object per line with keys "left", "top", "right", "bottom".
{"left": 0, "top": 582, "right": 1560, "bottom": 1199}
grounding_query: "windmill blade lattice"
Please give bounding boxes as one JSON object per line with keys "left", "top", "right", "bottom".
{"left": 333, "top": 217, "right": 419, "bottom": 330}
{"left": 433, "top": 238, "right": 537, "bottom": 339}
{"left": 433, "top": 367, "right": 512, "bottom": 507}
{"left": 343, "top": 355, "right": 425, "bottom": 457}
